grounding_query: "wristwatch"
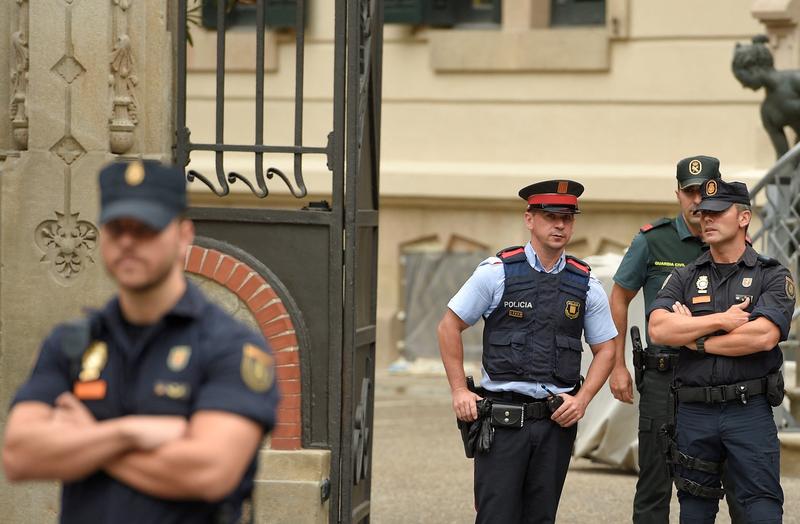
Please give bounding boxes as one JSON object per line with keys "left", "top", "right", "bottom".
{"left": 695, "top": 336, "right": 708, "bottom": 354}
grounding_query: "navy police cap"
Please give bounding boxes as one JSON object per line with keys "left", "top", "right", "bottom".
{"left": 518, "top": 180, "right": 584, "bottom": 214}
{"left": 676, "top": 155, "right": 721, "bottom": 189}
{"left": 98, "top": 160, "right": 187, "bottom": 231}
{"left": 696, "top": 178, "right": 750, "bottom": 213}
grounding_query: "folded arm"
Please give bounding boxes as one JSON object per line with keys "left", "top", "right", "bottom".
{"left": 104, "top": 410, "right": 263, "bottom": 502}
{"left": 697, "top": 317, "right": 779, "bottom": 357}
{"left": 2, "top": 401, "right": 135, "bottom": 482}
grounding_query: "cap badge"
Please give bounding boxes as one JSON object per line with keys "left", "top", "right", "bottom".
{"left": 689, "top": 159, "right": 703, "bottom": 175}
{"left": 125, "top": 161, "right": 145, "bottom": 186}
{"left": 557, "top": 181, "right": 568, "bottom": 194}
{"left": 696, "top": 275, "right": 709, "bottom": 294}
{"left": 742, "top": 277, "right": 752, "bottom": 288}
{"left": 705, "top": 179, "right": 718, "bottom": 196}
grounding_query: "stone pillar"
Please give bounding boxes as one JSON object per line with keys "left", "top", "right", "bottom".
{"left": 0, "top": 1, "right": 173, "bottom": 522}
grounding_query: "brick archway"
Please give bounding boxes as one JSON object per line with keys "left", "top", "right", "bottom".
{"left": 184, "top": 245, "right": 301, "bottom": 450}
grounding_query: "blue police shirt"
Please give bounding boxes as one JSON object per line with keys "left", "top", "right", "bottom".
{"left": 11, "top": 282, "right": 280, "bottom": 524}
{"left": 448, "top": 242, "right": 617, "bottom": 398}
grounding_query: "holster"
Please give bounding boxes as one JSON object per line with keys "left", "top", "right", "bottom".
{"left": 632, "top": 347, "right": 645, "bottom": 390}
{"left": 457, "top": 398, "right": 494, "bottom": 458}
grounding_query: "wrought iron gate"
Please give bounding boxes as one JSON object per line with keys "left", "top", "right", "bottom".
{"left": 175, "top": 1, "right": 382, "bottom": 521}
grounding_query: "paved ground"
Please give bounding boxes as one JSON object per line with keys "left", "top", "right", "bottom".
{"left": 371, "top": 373, "right": 800, "bottom": 523}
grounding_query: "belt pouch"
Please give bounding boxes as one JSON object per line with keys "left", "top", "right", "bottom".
{"left": 491, "top": 402, "right": 524, "bottom": 428}
{"left": 766, "top": 372, "right": 785, "bottom": 407}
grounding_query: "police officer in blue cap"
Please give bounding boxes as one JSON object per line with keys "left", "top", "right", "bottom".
{"left": 438, "top": 180, "right": 617, "bottom": 523}
{"left": 3, "top": 160, "right": 279, "bottom": 523}
{"left": 649, "top": 178, "right": 792, "bottom": 523}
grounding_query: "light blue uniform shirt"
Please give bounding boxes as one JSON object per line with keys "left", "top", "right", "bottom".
{"left": 448, "top": 243, "right": 617, "bottom": 399}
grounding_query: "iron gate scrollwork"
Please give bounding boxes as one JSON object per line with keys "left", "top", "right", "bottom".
{"left": 175, "top": 0, "right": 382, "bottom": 521}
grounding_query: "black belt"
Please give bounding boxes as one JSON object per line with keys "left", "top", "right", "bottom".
{"left": 482, "top": 392, "right": 552, "bottom": 420}
{"left": 643, "top": 352, "right": 678, "bottom": 372}
{"left": 676, "top": 377, "right": 766, "bottom": 404}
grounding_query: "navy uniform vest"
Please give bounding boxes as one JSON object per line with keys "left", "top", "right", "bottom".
{"left": 677, "top": 249, "right": 784, "bottom": 387}
{"left": 482, "top": 246, "right": 591, "bottom": 388}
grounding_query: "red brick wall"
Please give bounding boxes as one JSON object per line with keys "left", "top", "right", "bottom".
{"left": 184, "top": 245, "right": 301, "bottom": 450}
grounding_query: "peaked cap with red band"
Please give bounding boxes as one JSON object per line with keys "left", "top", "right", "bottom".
{"left": 518, "top": 179, "right": 584, "bottom": 215}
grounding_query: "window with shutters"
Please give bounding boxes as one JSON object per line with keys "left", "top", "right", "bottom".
{"left": 201, "top": 0, "right": 300, "bottom": 30}
{"left": 385, "top": 0, "right": 501, "bottom": 28}
{"left": 550, "top": 0, "right": 605, "bottom": 27}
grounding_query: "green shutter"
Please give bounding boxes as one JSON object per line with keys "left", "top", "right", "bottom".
{"left": 426, "top": 0, "right": 456, "bottom": 27}
{"left": 201, "top": 0, "right": 301, "bottom": 30}
{"left": 384, "top": 0, "right": 425, "bottom": 25}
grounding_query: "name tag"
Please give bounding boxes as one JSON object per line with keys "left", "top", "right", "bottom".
{"left": 691, "top": 295, "right": 711, "bottom": 304}
{"left": 73, "top": 380, "right": 107, "bottom": 400}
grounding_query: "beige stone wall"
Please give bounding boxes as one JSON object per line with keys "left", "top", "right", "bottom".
{"left": 0, "top": 1, "right": 174, "bottom": 521}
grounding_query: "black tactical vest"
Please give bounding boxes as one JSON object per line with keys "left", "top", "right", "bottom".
{"left": 482, "top": 246, "right": 590, "bottom": 388}
{"left": 677, "top": 249, "right": 784, "bottom": 387}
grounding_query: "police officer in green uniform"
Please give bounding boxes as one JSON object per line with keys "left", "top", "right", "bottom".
{"left": 609, "top": 155, "right": 743, "bottom": 523}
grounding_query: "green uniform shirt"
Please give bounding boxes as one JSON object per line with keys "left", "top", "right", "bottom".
{"left": 613, "top": 214, "right": 704, "bottom": 348}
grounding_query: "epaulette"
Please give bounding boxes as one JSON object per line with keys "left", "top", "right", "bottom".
{"left": 565, "top": 255, "right": 591, "bottom": 274}
{"left": 757, "top": 254, "right": 779, "bottom": 267}
{"left": 60, "top": 318, "right": 91, "bottom": 382}
{"left": 496, "top": 245, "right": 526, "bottom": 262}
{"left": 640, "top": 217, "right": 672, "bottom": 233}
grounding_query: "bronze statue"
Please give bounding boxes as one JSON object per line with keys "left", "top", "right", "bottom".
{"left": 733, "top": 35, "right": 800, "bottom": 159}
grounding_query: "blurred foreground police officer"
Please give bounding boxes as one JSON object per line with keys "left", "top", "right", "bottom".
{"left": 648, "top": 178, "right": 792, "bottom": 523}
{"left": 437, "top": 180, "right": 617, "bottom": 523}
{"left": 609, "top": 155, "right": 743, "bottom": 523}
{"left": 2, "top": 160, "right": 279, "bottom": 523}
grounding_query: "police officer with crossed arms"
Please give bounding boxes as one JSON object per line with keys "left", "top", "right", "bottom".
{"left": 3, "top": 160, "right": 279, "bottom": 523}
{"left": 648, "top": 178, "right": 792, "bottom": 523}
{"left": 438, "top": 180, "right": 616, "bottom": 524}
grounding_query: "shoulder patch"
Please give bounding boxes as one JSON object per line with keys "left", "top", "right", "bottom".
{"left": 640, "top": 217, "right": 672, "bottom": 233}
{"left": 241, "top": 343, "right": 274, "bottom": 392}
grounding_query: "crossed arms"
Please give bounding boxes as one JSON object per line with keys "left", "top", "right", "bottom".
{"left": 2, "top": 393, "right": 263, "bottom": 502}
{"left": 648, "top": 298, "right": 779, "bottom": 356}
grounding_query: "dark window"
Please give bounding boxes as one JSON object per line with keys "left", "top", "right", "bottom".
{"left": 201, "top": 0, "right": 301, "bottom": 30}
{"left": 550, "top": 0, "right": 605, "bottom": 26}
{"left": 384, "top": 0, "right": 501, "bottom": 27}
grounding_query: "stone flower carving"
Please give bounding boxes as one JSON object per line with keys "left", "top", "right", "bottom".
{"left": 35, "top": 212, "right": 98, "bottom": 283}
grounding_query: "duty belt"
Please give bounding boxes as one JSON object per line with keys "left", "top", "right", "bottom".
{"left": 642, "top": 352, "right": 678, "bottom": 372}
{"left": 482, "top": 392, "right": 552, "bottom": 420}
{"left": 676, "top": 377, "right": 766, "bottom": 404}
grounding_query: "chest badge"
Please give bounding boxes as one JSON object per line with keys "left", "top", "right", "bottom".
{"left": 742, "top": 277, "right": 752, "bottom": 288}
{"left": 508, "top": 309, "right": 524, "bottom": 319}
{"left": 167, "top": 345, "right": 192, "bottom": 372}
{"left": 241, "top": 343, "right": 275, "bottom": 393}
{"left": 79, "top": 341, "right": 108, "bottom": 382}
{"left": 692, "top": 295, "right": 711, "bottom": 304}
{"left": 565, "top": 300, "right": 581, "bottom": 320}
{"left": 696, "top": 275, "right": 709, "bottom": 294}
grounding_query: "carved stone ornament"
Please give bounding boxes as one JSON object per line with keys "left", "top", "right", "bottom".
{"left": 35, "top": 212, "right": 98, "bottom": 283}
{"left": 9, "top": 0, "right": 30, "bottom": 150}
{"left": 109, "top": 0, "right": 138, "bottom": 154}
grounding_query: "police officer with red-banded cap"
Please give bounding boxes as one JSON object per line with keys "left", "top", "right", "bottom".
{"left": 438, "top": 180, "right": 617, "bottom": 523}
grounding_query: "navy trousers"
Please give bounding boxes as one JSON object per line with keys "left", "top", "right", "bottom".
{"left": 473, "top": 418, "right": 577, "bottom": 524}
{"left": 675, "top": 395, "right": 783, "bottom": 524}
